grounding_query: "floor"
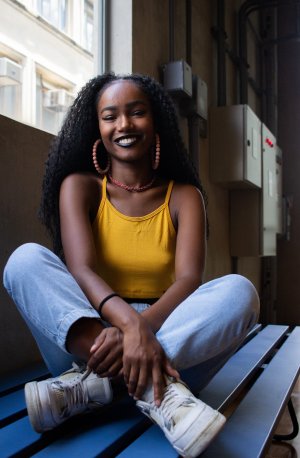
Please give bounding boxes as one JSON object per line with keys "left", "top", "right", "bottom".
{"left": 265, "top": 378, "right": 300, "bottom": 458}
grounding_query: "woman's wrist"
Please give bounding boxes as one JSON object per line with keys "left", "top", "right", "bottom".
{"left": 100, "top": 295, "right": 143, "bottom": 331}
{"left": 97, "top": 293, "right": 120, "bottom": 315}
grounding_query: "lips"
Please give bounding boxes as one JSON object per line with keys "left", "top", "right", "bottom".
{"left": 114, "top": 134, "right": 141, "bottom": 147}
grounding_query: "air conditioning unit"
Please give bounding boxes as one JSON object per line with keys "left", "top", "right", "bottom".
{"left": 43, "top": 89, "right": 75, "bottom": 112}
{"left": 0, "top": 57, "right": 22, "bottom": 86}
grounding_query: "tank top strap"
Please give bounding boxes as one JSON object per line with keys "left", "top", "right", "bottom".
{"left": 165, "top": 180, "right": 174, "bottom": 205}
{"left": 99, "top": 175, "right": 107, "bottom": 213}
{"left": 102, "top": 175, "right": 107, "bottom": 198}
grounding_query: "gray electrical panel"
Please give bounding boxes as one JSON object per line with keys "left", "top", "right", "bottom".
{"left": 210, "top": 105, "right": 262, "bottom": 188}
{"left": 230, "top": 124, "right": 280, "bottom": 257}
{"left": 163, "top": 60, "right": 193, "bottom": 98}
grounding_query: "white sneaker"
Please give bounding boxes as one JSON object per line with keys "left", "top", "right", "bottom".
{"left": 136, "top": 378, "right": 226, "bottom": 458}
{"left": 24, "top": 363, "right": 113, "bottom": 433}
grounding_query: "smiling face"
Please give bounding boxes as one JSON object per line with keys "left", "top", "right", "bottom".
{"left": 97, "top": 80, "right": 155, "bottom": 166}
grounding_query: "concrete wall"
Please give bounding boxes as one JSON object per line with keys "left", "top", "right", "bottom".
{"left": 0, "top": 115, "right": 53, "bottom": 374}
{"left": 277, "top": 6, "right": 300, "bottom": 324}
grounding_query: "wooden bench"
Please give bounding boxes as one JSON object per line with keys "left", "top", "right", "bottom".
{"left": 1, "top": 324, "right": 300, "bottom": 457}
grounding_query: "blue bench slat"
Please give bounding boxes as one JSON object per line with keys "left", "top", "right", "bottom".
{"left": 116, "top": 424, "right": 177, "bottom": 457}
{"left": 24, "top": 399, "right": 149, "bottom": 457}
{"left": 0, "top": 416, "right": 41, "bottom": 456}
{"left": 0, "top": 362, "right": 49, "bottom": 394}
{"left": 200, "top": 324, "right": 289, "bottom": 411}
{"left": 202, "top": 326, "right": 300, "bottom": 458}
{"left": 0, "top": 398, "right": 147, "bottom": 457}
{"left": 242, "top": 323, "right": 262, "bottom": 344}
{"left": 0, "top": 388, "right": 26, "bottom": 424}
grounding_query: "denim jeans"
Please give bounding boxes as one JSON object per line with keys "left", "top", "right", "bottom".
{"left": 3, "top": 243, "right": 260, "bottom": 393}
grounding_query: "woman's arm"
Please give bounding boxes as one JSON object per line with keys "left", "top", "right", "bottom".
{"left": 141, "top": 184, "right": 207, "bottom": 333}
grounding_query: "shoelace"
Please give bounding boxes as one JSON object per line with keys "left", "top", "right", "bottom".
{"left": 52, "top": 375, "right": 89, "bottom": 418}
{"left": 148, "top": 384, "right": 194, "bottom": 431}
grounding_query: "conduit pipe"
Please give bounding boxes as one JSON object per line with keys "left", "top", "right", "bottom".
{"left": 169, "top": 0, "right": 175, "bottom": 62}
{"left": 216, "top": 0, "right": 227, "bottom": 106}
{"left": 238, "top": 0, "right": 300, "bottom": 104}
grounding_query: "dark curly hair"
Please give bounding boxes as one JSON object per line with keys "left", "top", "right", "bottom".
{"left": 39, "top": 72, "right": 207, "bottom": 257}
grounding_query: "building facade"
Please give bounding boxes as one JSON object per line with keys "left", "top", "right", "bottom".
{"left": 0, "top": 0, "right": 94, "bottom": 134}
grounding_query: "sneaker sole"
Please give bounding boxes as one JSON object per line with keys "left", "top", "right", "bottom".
{"left": 24, "top": 381, "right": 50, "bottom": 433}
{"left": 174, "top": 410, "right": 226, "bottom": 458}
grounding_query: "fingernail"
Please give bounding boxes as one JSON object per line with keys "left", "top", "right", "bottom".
{"left": 90, "top": 345, "right": 96, "bottom": 352}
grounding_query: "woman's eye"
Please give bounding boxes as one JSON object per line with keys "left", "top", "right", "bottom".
{"left": 132, "top": 110, "right": 145, "bottom": 116}
{"left": 102, "top": 115, "right": 115, "bottom": 121}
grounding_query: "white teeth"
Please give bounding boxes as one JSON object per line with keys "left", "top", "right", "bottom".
{"left": 117, "top": 137, "right": 137, "bottom": 145}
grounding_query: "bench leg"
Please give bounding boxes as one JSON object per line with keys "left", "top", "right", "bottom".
{"left": 274, "top": 399, "right": 299, "bottom": 441}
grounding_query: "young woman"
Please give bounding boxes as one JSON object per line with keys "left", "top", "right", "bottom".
{"left": 3, "top": 73, "right": 259, "bottom": 457}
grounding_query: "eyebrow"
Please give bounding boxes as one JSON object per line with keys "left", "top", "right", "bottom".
{"left": 99, "top": 100, "right": 148, "bottom": 114}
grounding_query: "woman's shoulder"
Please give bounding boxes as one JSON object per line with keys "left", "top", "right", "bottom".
{"left": 60, "top": 172, "right": 102, "bottom": 207}
{"left": 172, "top": 182, "right": 204, "bottom": 204}
{"left": 61, "top": 172, "right": 101, "bottom": 187}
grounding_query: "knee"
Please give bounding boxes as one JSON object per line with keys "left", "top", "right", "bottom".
{"left": 3, "top": 243, "right": 49, "bottom": 290}
{"left": 225, "top": 274, "right": 260, "bottom": 320}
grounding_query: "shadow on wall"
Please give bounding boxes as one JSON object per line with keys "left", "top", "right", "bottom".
{"left": 0, "top": 115, "right": 53, "bottom": 376}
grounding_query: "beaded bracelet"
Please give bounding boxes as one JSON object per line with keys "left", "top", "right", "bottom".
{"left": 98, "top": 293, "right": 120, "bottom": 315}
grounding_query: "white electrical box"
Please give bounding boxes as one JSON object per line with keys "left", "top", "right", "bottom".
{"left": 43, "top": 89, "right": 75, "bottom": 112}
{"left": 0, "top": 57, "right": 22, "bottom": 86}
{"left": 193, "top": 76, "right": 208, "bottom": 119}
{"left": 276, "top": 146, "right": 283, "bottom": 235}
{"left": 261, "top": 124, "right": 277, "bottom": 255}
{"left": 230, "top": 124, "right": 280, "bottom": 257}
{"left": 210, "top": 105, "right": 262, "bottom": 188}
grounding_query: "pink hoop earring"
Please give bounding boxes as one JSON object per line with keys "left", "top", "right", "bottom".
{"left": 152, "top": 134, "right": 160, "bottom": 170}
{"left": 92, "top": 139, "right": 110, "bottom": 175}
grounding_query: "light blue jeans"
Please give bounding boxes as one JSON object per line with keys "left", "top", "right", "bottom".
{"left": 3, "top": 243, "right": 260, "bottom": 393}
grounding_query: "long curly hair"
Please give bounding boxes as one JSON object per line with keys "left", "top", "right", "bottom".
{"left": 39, "top": 72, "right": 207, "bottom": 257}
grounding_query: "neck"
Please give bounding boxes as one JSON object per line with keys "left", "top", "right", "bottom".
{"left": 107, "top": 172, "right": 156, "bottom": 193}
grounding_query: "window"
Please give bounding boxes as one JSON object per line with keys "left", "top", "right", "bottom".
{"left": 83, "top": 0, "right": 93, "bottom": 53}
{"left": 37, "top": 0, "right": 68, "bottom": 33}
{"left": 0, "top": 57, "right": 22, "bottom": 121}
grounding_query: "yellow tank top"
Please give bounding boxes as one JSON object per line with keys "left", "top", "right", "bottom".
{"left": 92, "top": 177, "right": 176, "bottom": 299}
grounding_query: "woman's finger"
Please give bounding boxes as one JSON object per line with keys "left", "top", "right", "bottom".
{"left": 98, "top": 359, "right": 123, "bottom": 378}
{"left": 151, "top": 362, "right": 166, "bottom": 406}
{"left": 90, "top": 331, "right": 106, "bottom": 353}
{"left": 127, "top": 364, "right": 139, "bottom": 397}
{"left": 164, "top": 360, "right": 180, "bottom": 381}
{"left": 133, "top": 362, "right": 149, "bottom": 400}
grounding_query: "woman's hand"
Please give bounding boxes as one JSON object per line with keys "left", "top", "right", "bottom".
{"left": 87, "top": 327, "right": 123, "bottom": 378}
{"left": 122, "top": 316, "right": 179, "bottom": 405}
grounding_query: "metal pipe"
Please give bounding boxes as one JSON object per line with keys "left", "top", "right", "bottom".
{"left": 217, "top": 0, "right": 226, "bottom": 106}
{"left": 186, "top": 0, "right": 192, "bottom": 66}
{"left": 169, "top": 0, "right": 175, "bottom": 62}
{"left": 238, "top": 0, "right": 300, "bottom": 103}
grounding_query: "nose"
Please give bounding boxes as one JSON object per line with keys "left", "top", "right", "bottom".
{"left": 117, "top": 114, "right": 132, "bottom": 131}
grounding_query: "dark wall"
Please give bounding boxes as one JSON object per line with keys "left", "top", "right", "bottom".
{"left": 0, "top": 115, "right": 53, "bottom": 375}
{"left": 277, "top": 6, "right": 300, "bottom": 324}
